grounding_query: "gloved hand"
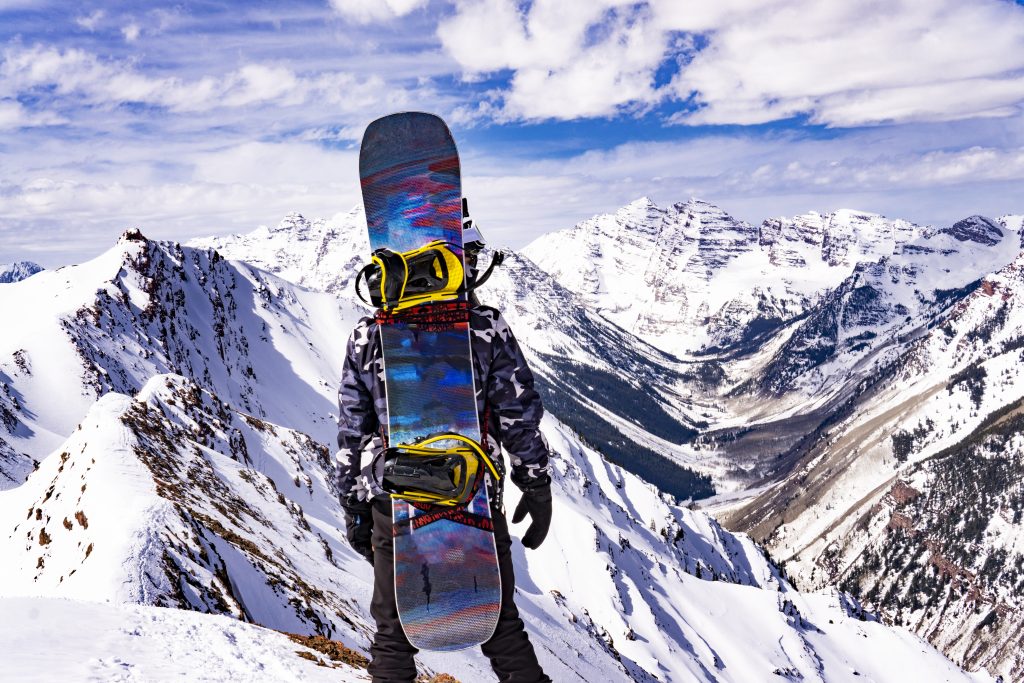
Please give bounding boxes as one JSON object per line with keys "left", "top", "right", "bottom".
{"left": 511, "top": 483, "right": 552, "bottom": 549}
{"left": 343, "top": 499, "right": 374, "bottom": 564}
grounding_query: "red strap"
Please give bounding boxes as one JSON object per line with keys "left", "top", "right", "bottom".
{"left": 393, "top": 507, "right": 494, "bottom": 536}
{"left": 375, "top": 300, "right": 471, "bottom": 328}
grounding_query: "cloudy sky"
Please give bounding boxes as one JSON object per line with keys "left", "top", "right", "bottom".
{"left": 2, "top": 0, "right": 1024, "bottom": 266}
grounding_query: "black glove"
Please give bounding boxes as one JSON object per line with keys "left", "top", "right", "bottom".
{"left": 343, "top": 499, "right": 374, "bottom": 564}
{"left": 511, "top": 483, "right": 552, "bottom": 550}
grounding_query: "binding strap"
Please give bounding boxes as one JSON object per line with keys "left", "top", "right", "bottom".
{"left": 467, "top": 251, "right": 505, "bottom": 291}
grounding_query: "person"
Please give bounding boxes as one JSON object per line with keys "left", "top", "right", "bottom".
{"left": 335, "top": 212, "right": 554, "bottom": 683}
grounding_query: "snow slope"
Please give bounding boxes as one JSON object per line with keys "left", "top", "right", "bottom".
{"left": 514, "top": 415, "right": 986, "bottom": 683}
{"left": 0, "top": 597, "right": 370, "bottom": 682}
{"left": 0, "top": 376, "right": 980, "bottom": 682}
{"left": 727, "top": 250, "right": 1024, "bottom": 678}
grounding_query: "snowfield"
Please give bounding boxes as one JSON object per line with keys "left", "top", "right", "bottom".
{"left": 0, "top": 597, "right": 369, "bottom": 682}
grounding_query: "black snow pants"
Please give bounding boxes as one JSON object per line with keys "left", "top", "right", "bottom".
{"left": 367, "top": 497, "right": 551, "bottom": 683}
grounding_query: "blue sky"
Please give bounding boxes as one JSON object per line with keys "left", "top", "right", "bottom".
{"left": 2, "top": 0, "right": 1024, "bottom": 266}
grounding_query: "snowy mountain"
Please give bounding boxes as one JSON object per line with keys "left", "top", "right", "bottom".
{"left": 0, "top": 230, "right": 354, "bottom": 491}
{"left": 191, "top": 210, "right": 366, "bottom": 296}
{"left": 0, "top": 260, "right": 43, "bottom": 284}
{"left": 723, "top": 248, "right": 1024, "bottom": 678}
{"left": 523, "top": 199, "right": 1024, "bottom": 679}
{"left": 522, "top": 199, "right": 927, "bottom": 358}
{"left": 0, "top": 225, "right": 982, "bottom": 681}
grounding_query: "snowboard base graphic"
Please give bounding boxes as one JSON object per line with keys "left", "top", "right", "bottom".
{"left": 360, "top": 112, "right": 501, "bottom": 651}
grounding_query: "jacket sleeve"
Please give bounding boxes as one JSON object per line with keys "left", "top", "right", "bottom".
{"left": 486, "top": 311, "right": 551, "bottom": 489}
{"left": 336, "top": 319, "right": 379, "bottom": 503}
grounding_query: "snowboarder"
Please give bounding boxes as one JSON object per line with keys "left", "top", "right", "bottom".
{"left": 336, "top": 217, "right": 554, "bottom": 682}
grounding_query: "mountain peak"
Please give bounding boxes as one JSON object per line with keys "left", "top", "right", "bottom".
{"left": 274, "top": 213, "right": 319, "bottom": 235}
{"left": 119, "top": 228, "right": 148, "bottom": 244}
{"left": 610, "top": 196, "right": 663, "bottom": 227}
{"left": 671, "top": 199, "right": 748, "bottom": 233}
{"left": 0, "top": 261, "right": 44, "bottom": 284}
{"left": 187, "top": 212, "right": 368, "bottom": 295}
{"left": 941, "top": 215, "right": 1004, "bottom": 246}
{"left": 625, "top": 196, "right": 657, "bottom": 209}
{"left": 831, "top": 208, "right": 882, "bottom": 221}
{"left": 674, "top": 197, "right": 724, "bottom": 212}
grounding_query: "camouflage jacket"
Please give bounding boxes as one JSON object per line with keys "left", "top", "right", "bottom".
{"left": 335, "top": 305, "right": 550, "bottom": 504}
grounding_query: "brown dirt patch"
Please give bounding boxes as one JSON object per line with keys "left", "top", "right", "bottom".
{"left": 285, "top": 633, "right": 369, "bottom": 669}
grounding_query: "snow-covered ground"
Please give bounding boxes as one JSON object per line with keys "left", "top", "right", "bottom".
{"left": 0, "top": 597, "right": 370, "bottom": 682}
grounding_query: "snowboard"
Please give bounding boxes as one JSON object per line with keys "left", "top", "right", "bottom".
{"left": 359, "top": 112, "right": 501, "bottom": 651}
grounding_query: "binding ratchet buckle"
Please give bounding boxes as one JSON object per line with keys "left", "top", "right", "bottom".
{"left": 355, "top": 240, "right": 465, "bottom": 313}
{"left": 376, "top": 433, "right": 501, "bottom": 507}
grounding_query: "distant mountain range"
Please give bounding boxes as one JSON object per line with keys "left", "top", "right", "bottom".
{"left": 0, "top": 205, "right": 989, "bottom": 681}
{"left": 527, "top": 200, "right": 1024, "bottom": 680}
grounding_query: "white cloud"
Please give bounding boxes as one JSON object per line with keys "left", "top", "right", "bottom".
{"left": 121, "top": 23, "right": 141, "bottom": 43}
{"left": 74, "top": 10, "right": 105, "bottom": 31}
{"left": 438, "top": 0, "right": 666, "bottom": 120}
{"left": 329, "top": 0, "right": 429, "bottom": 24}
{"left": 298, "top": 125, "right": 363, "bottom": 143}
{"left": 3, "top": 121, "right": 1023, "bottom": 267}
{"left": 541, "top": 132, "right": 1024, "bottom": 196}
{"left": 0, "top": 45, "right": 401, "bottom": 114}
{"left": 456, "top": 120, "right": 1024, "bottom": 247}
{"left": 672, "top": 0, "right": 1024, "bottom": 127}
{"left": 436, "top": 0, "right": 1024, "bottom": 126}
{"left": 3, "top": 6, "right": 1024, "bottom": 268}
{"left": 190, "top": 141, "right": 358, "bottom": 186}
{"left": 806, "top": 78, "right": 1024, "bottom": 128}
{"left": 0, "top": 140, "right": 365, "bottom": 266}
{"left": 150, "top": 8, "right": 184, "bottom": 33}
{"left": 0, "top": 99, "right": 67, "bottom": 130}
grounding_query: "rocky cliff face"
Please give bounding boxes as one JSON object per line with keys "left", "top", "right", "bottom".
{"left": 710, "top": 235, "right": 1024, "bottom": 679}
{"left": 0, "top": 232, "right": 354, "bottom": 491}
{"left": 720, "top": 251, "right": 1024, "bottom": 678}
